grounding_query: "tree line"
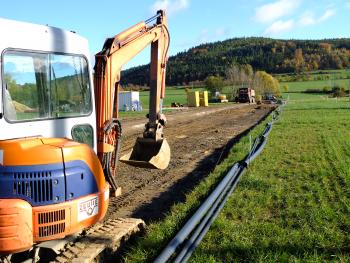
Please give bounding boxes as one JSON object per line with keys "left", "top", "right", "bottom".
{"left": 205, "top": 64, "right": 281, "bottom": 98}
{"left": 4, "top": 74, "right": 89, "bottom": 113}
{"left": 121, "top": 37, "right": 350, "bottom": 86}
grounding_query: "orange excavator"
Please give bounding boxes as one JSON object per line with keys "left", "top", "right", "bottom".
{"left": 0, "top": 10, "right": 170, "bottom": 254}
{"left": 95, "top": 10, "right": 170, "bottom": 194}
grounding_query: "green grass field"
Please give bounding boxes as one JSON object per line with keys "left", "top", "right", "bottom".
{"left": 186, "top": 96, "right": 350, "bottom": 262}
{"left": 139, "top": 86, "right": 205, "bottom": 109}
{"left": 276, "top": 69, "right": 350, "bottom": 83}
{"left": 124, "top": 80, "right": 350, "bottom": 262}
{"left": 119, "top": 87, "right": 206, "bottom": 119}
{"left": 283, "top": 78, "right": 350, "bottom": 92}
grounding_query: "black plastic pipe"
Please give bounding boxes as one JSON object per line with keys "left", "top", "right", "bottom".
{"left": 153, "top": 163, "right": 240, "bottom": 263}
{"left": 154, "top": 106, "right": 283, "bottom": 263}
{"left": 173, "top": 165, "right": 241, "bottom": 263}
{"left": 178, "top": 166, "right": 247, "bottom": 262}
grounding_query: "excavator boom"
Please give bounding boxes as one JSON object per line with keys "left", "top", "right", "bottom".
{"left": 94, "top": 10, "right": 170, "bottom": 191}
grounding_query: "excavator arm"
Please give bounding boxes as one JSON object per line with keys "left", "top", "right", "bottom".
{"left": 94, "top": 10, "right": 170, "bottom": 192}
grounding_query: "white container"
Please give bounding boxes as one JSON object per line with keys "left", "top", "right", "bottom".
{"left": 118, "top": 91, "right": 142, "bottom": 111}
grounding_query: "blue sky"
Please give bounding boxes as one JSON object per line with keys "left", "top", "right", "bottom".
{"left": 1, "top": 0, "right": 349, "bottom": 68}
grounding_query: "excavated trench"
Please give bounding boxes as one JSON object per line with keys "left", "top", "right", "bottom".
{"left": 106, "top": 104, "right": 274, "bottom": 223}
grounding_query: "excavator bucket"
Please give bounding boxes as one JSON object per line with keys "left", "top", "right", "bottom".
{"left": 120, "top": 137, "right": 170, "bottom": 169}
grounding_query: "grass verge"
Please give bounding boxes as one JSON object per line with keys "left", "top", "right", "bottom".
{"left": 188, "top": 96, "right": 350, "bottom": 262}
{"left": 123, "top": 111, "right": 274, "bottom": 262}
{"left": 124, "top": 92, "right": 350, "bottom": 262}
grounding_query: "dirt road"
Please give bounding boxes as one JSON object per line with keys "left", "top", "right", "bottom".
{"left": 106, "top": 104, "right": 273, "bottom": 223}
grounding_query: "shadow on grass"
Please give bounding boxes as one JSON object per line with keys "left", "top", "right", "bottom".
{"left": 193, "top": 242, "right": 350, "bottom": 262}
{"left": 287, "top": 106, "right": 350, "bottom": 111}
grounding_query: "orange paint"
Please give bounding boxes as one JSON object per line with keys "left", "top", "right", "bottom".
{"left": 0, "top": 185, "right": 108, "bottom": 254}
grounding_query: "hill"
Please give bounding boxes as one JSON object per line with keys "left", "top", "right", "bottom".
{"left": 121, "top": 37, "right": 350, "bottom": 86}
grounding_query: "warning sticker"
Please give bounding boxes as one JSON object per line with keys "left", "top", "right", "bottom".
{"left": 78, "top": 196, "right": 99, "bottom": 222}
{"left": 0, "top": 150, "right": 3, "bottom": 166}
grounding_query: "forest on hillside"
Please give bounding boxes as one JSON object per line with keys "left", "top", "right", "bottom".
{"left": 121, "top": 37, "right": 350, "bottom": 86}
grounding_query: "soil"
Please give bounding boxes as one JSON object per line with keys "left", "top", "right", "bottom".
{"left": 105, "top": 104, "right": 274, "bottom": 223}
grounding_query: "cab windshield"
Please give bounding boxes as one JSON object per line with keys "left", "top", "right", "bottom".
{"left": 2, "top": 50, "right": 92, "bottom": 122}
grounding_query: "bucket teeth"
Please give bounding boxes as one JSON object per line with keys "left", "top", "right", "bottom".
{"left": 119, "top": 138, "right": 170, "bottom": 170}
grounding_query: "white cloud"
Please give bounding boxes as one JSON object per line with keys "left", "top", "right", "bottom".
{"left": 176, "top": 27, "right": 230, "bottom": 49}
{"left": 299, "top": 11, "right": 316, "bottom": 26}
{"left": 215, "top": 27, "right": 230, "bottom": 38}
{"left": 4, "top": 56, "right": 34, "bottom": 73}
{"left": 255, "top": 0, "right": 301, "bottom": 23}
{"left": 298, "top": 9, "right": 335, "bottom": 26}
{"left": 264, "top": 19, "right": 295, "bottom": 36}
{"left": 198, "top": 27, "right": 231, "bottom": 43}
{"left": 150, "top": 0, "right": 189, "bottom": 16}
{"left": 319, "top": 9, "right": 336, "bottom": 22}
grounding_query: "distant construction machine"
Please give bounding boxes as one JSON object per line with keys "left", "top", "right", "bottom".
{"left": 236, "top": 87, "right": 256, "bottom": 104}
{"left": 0, "top": 10, "right": 170, "bottom": 254}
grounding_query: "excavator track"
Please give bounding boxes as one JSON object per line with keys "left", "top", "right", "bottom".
{"left": 52, "top": 218, "right": 145, "bottom": 263}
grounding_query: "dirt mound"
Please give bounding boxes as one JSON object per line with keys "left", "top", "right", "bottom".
{"left": 13, "top": 101, "right": 35, "bottom": 112}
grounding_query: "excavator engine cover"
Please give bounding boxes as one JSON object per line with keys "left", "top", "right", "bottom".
{"left": 120, "top": 138, "right": 170, "bottom": 169}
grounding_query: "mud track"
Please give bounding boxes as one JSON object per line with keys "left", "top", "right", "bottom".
{"left": 1, "top": 104, "right": 274, "bottom": 263}
{"left": 106, "top": 104, "right": 273, "bottom": 223}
